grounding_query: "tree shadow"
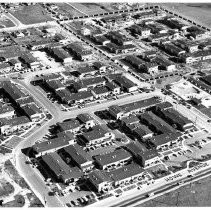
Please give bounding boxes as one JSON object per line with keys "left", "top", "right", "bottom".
{"left": 21, "top": 147, "right": 33, "bottom": 158}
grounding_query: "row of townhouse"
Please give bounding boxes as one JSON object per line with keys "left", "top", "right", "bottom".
{"left": 120, "top": 114, "right": 154, "bottom": 140}
{"left": 47, "top": 47, "right": 73, "bottom": 64}
{"left": 93, "top": 148, "right": 132, "bottom": 171}
{"left": 126, "top": 142, "right": 160, "bottom": 168}
{"left": 180, "top": 49, "right": 211, "bottom": 64}
{"left": 108, "top": 96, "right": 161, "bottom": 120}
{"left": 32, "top": 113, "right": 96, "bottom": 157}
{"left": 139, "top": 111, "right": 177, "bottom": 135}
{"left": 41, "top": 152, "right": 83, "bottom": 184}
{"left": 1, "top": 81, "right": 43, "bottom": 121}
{"left": 0, "top": 116, "right": 32, "bottom": 135}
{"left": 57, "top": 113, "right": 95, "bottom": 133}
{"left": 66, "top": 42, "right": 93, "bottom": 61}
{"left": 32, "top": 134, "right": 75, "bottom": 158}
{"left": 187, "top": 77, "right": 211, "bottom": 94}
{"left": 0, "top": 82, "right": 42, "bottom": 134}
{"left": 88, "top": 163, "right": 146, "bottom": 193}
{"left": 0, "top": 103, "right": 15, "bottom": 119}
{"left": 63, "top": 144, "right": 94, "bottom": 173}
{"left": 44, "top": 74, "right": 137, "bottom": 105}
{"left": 0, "top": 52, "right": 39, "bottom": 72}
{"left": 153, "top": 104, "right": 193, "bottom": 131}
{"left": 125, "top": 54, "right": 175, "bottom": 74}
{"left": 75, "top": 62, "right": 107, "bottom": 78}
{"left": 106, "top": 31, "right": 133, "bottom": 46}
{"left": 79, "top": 125, "right": 115, "bottom": 147}
{"left": 104, "top": 42, "right": 136, "bottom": 54}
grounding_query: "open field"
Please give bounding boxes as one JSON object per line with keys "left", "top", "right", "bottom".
{"left": 163, "top": 3, "right": 211, "bottom": 28}
{"left": 56, "top": 3, "right": 85, "bottom": 17}
{"left": 9, "top": 4, "right": 53, "bottom": 25}
{"left": 0, "top": 15, "right": 15, "bottom": 28}
{"left": 26, "top": 193, "right": 44, "bottom": 207}
{"left": 139, "top": 174, "right": 211, "bottom": 207}
{"left": 0, "top": 178, "right": 14, "bottom": 198}
{"left": 170, "top": 79, "right": 211, "bottom": 107}
{"left": 4, "top": 160, "right": 30, "bottom": 189}
{"left": 0, "top": 146, "right": 12, "bottom": 154}
{"left": 2, "top": 194, "right": 25, "bottom": 207}
{"left": 98, "top": 3, "right": 118, "bottom": 12}
{"left": 154, "top": 75, "right": 182, "bottom": 89}
{"left": 3, "top": 136, "right": 23, "bottom": 150}
{"left": 70, "top": 3, "right": 112, "bottom": 15}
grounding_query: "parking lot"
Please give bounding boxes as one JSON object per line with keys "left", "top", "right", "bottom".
{"left": 163, "top": 131, "right": 211, "bottom": 169}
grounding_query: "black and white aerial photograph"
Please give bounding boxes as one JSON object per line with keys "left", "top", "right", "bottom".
{"left": 0, "top": 0, "right": 211, "bottom": 208}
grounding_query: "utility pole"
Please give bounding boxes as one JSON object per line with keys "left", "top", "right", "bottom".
{"left": 164, "top": 95, "right": 166, "bottom": 102}
{"left": 176, "top": 191, "right": 180, "bottom": 206}
{"left": 44, "top": 195, "right": 47, "bottom": 206}
{"left": 194, "top": 116, "right": 197, "bottom": 126}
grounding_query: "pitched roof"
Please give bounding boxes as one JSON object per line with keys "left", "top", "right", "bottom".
{"left": 120, "top": 97, "right": 161, "bottom": 113}
{"left": 139, "top": 149, "right": 159, "bottom": 160}
{"left": 58, "top": 119, "right": 81, "bottom": 131}
{"left": 77, "top": 113, "right": 94, "bottom": 123}
{"left": 125, "top": 141, "right": 146, "bottom": 156}
{"left": 0, "top": 116, "right": 30, "bottom": 127}
{"left": 82, "top": 125, "right": 108, "bottom": 142}
{"left": 89, "top": 169, "right": 112, "bottom": 185}
{"left": 94, "top": 148, "right": 132, "bottom": 167}
{"left": 42, "top": 152, "right": 83, "bottom": 181}
{"left": 33, "top": 136, "right": 71, "bottom": 154}
{"left": 140, "top": 111, "right": 176, "bottom": 134}
{"left": 133, "top": 124, "right": 153, "bottom": 137}
{"left": 21, "top": 103, "right": 42, "bottom": 117}
{"left": 64, "top": 144, "right": 93, "bottom": 167}
{"left": 106, "top": 163, "right": 144, "bottom": 182}
{"left": 0, "top": 104, "right": 14, "bottom": 114}
{"left": 149, "top": 132, "right": 181, "bottom": 146}
{"left": 121, "top": 115, "right": 140, "bottom": 125}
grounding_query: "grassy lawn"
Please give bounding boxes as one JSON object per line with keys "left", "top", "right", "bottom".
{"left": 0, "top": 16, "right": 15, "bottom": 28}
{"left": 154, "top": 75, "right": 182, "bottom": 89}
{"left": 4, "top": 136, "right": 23, "bottom": 150}
{"left": 26, "top": 193, "right": 44, "bottom": 207}
{"left": 2, "top": 194, "right": 25, "bottom": 207}
{"left": 0, "top": 146, "right": 12, "bottom": 154}
{"left": 9, "top": 4, "right": 53, "bottom": 25}
{"left": 0, "top": 178, "right": 14, "bottom": 198}
{"left": 4, "top": 160, "right": 30, "bottom": 189}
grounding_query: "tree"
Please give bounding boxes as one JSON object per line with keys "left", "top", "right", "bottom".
{"left": 0, "top": 200, "right": 3, "bottom": 206}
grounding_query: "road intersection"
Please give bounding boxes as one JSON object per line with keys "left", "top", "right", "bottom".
{"left": 2, "top": 4, "right": 211, "bottom": 207}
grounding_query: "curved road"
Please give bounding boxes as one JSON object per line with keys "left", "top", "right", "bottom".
{"left": 13, "top": 120, "right": 63, "bottom": 207}
{"left": 4, "top": 12, "right": 25, "bottom": 27}
{"left": 12, "top": 76, "right": 161, "bottom": 207}
{"left": 12, "top": 74, "right": 211, "bottom": 207}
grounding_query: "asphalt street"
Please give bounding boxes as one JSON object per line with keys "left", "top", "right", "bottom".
{"left": 4, "top": 12, "right": 24, "bottom": 27}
